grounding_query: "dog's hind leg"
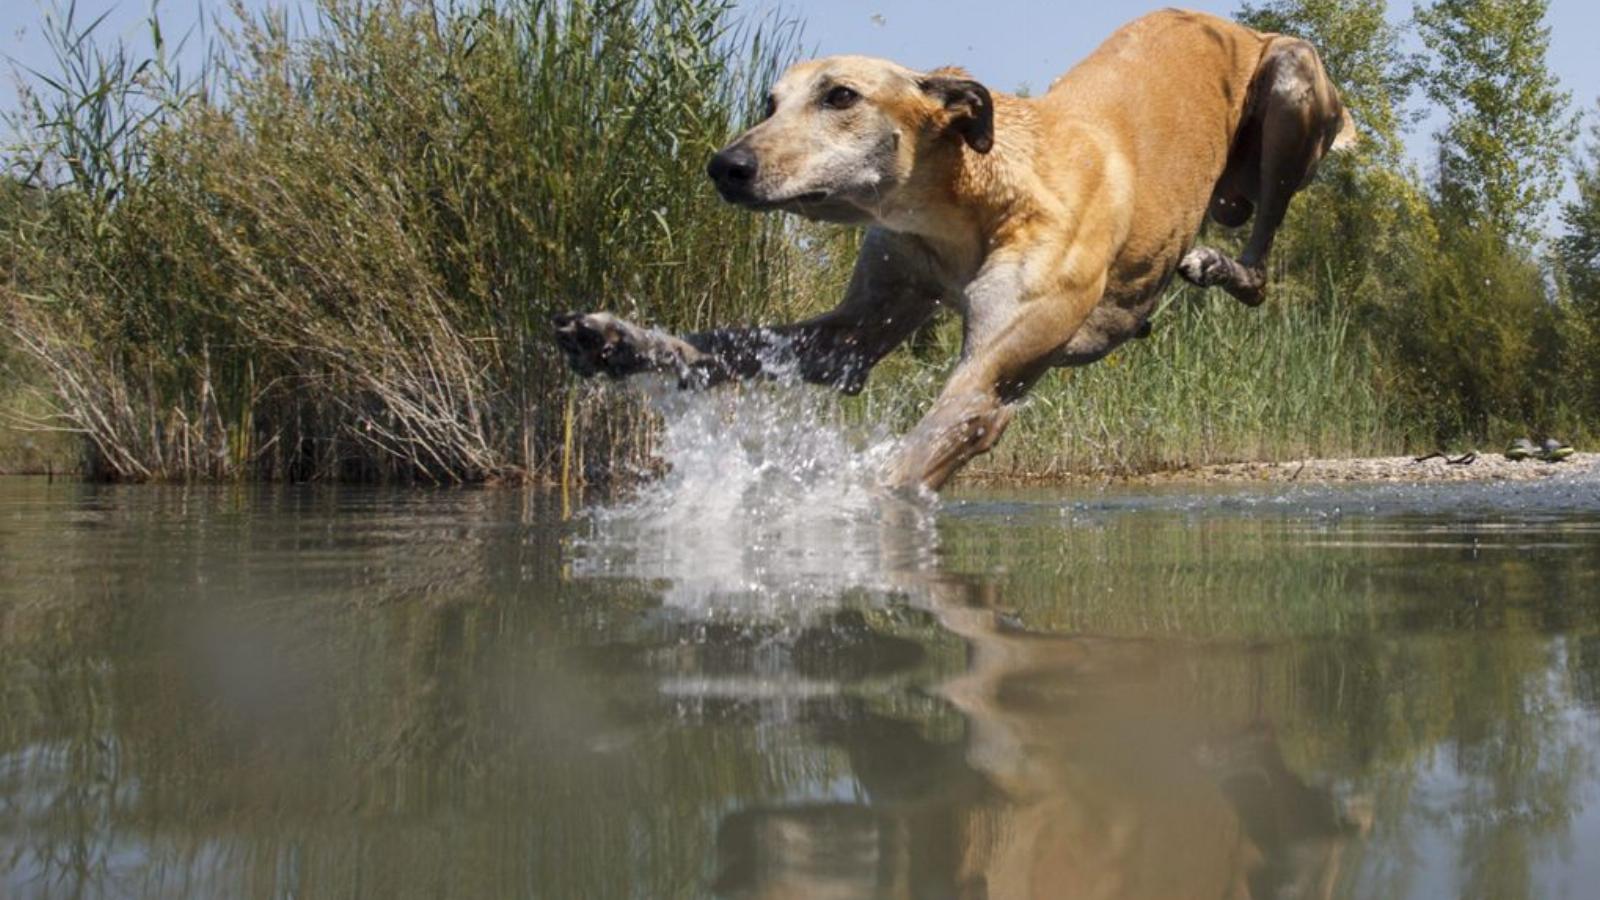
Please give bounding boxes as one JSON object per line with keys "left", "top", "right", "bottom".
{"left": 1179, "top": 38, "right": 1344, "bottom": 307}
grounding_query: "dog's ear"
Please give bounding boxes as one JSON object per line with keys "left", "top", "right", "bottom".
{"left": 920, "top": 75, "right": 994, "bottom": 154}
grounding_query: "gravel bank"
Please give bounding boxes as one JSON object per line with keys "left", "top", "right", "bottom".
{"left": 968, "top": 452, "right": 1599, "bottom": 486}
{"left": 1134, "top": 452, "right": 1599, "bottom": 485}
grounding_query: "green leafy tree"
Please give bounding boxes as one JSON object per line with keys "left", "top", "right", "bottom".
{"left": 1556, "top": 103, "right": 1600, "bottom": 413}
{"left": 1558, "top": 104, "right": 1600, "bottom": 307}
{"left": 1389, "top": 0, "right": 1589, "bottom": 440}
{"left": 1415, "top": 0, "right": 1575, "bottom": 241}
{"left": 1398, "top": 222, "right": 1554, "bottom": 436}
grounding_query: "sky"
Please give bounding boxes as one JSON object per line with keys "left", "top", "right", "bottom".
{"left": 4, "top": 0, "right": 1596, "bottom": 194}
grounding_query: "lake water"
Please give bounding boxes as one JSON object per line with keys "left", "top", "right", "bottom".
{"left": 3, "top": 466, "right": 1600, "bottom": 898}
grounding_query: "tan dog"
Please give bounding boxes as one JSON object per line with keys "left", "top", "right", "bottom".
{"left": 555, "top": 9, "right": 1353, "bottom": 491}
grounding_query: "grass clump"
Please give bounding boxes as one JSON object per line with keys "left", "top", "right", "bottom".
{"left": 844, "top": 286, "right": 1402, "bottom": 480}
{"left": 3, "top": 0, "right": 809, "bottom": 482}
{"left": 992, "top": 291, "right": 1400, "bottom": 476}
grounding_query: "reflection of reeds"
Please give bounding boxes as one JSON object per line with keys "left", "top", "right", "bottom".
{"left": 3, "top": 0, "right": 816, "bottom": 483}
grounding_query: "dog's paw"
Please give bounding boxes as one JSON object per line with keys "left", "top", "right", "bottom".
{"left": 1177, "top": 247, "right": 1235, "bottom": 288}
{"left": 551, "top": 311, "right": 657, "bottom": 379}
{"left": 1178, "top": 248, "right": 1267, "bottom": 306}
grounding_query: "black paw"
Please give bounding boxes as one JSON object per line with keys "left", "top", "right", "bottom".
{"left": 551, "top": 312, "right": 652, "bottom": 379}
{"left": 1178, "top": 248, "right": 1266, "bottom": 307}
{"left": 1177, "top": 247, "right": 1235, "bottom": 287}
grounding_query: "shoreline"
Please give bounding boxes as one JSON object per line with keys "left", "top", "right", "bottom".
{"left": 967, "top": 452, "right": 1599, "bottom": 487}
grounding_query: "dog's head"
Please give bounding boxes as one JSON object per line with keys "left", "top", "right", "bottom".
{"left": 706, "top": 56, "right": 993, "bottom": 225}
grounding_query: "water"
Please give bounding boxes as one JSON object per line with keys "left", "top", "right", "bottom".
{"left": 3, "top": 406, "right": 1600, "bottom": 898}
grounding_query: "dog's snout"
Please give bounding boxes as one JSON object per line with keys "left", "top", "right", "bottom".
{"left": 707, "top": 145, "right": 758, "bottom": 188}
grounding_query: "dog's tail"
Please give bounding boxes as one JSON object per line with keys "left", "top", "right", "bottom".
{"left": 1329, "top": 108, "right": 1359, "bottom": 153}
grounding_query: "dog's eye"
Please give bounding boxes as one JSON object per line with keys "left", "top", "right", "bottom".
{"left": 763, "top": 94, "right": 777, "bottom": 119}
{"left": 823, "top": 86, "right": 860, "bottom": 110}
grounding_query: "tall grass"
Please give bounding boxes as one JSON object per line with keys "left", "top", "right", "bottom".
{"left": 1000, "top": 293, "right": 1401, "bottom": 476}
{"left": 2, "top": 0, "right": 1405, "bottom": 484}
{"left": 848, "top": 287, "right": 1405, "bottom": 479}
{"left": 3, "top": 0, "right": 813, "bottom": 482}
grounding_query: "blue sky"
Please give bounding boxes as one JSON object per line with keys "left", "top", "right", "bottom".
{"left": 5, "top": 1, "right": 1596, "bottom": 189}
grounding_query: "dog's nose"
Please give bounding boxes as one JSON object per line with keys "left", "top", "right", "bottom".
{"left": 707, "top": 146, "right": 758, "bottom": 187}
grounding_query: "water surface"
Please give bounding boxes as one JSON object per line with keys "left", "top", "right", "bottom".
{"left": 3, "top": 470, "right": 1600, "bottom": 899}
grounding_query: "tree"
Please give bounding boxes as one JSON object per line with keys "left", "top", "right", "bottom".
{"left": 1415, "top": 0, "right": 1575, "bottom": 242}
{"left": 1397, "top": 222, "right": 1554, "bottom": 436}
{"left": 1557, "top": 103, "right": 1600, "bottom": 306}
{"left": 1556, "top": 102, "right": 1600, "bottom": 413}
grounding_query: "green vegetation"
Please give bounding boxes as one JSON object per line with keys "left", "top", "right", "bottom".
{"left": 2, "top": 0, "right": 1597, "bottom": 482}
{"left": 864, "top": 293, "right": 1398, "bottom": 479}
{"left": 1415, "top": 0, "right": 1576, "bottom": 241}
{"left": 2, "top": 0, "right": 812, "bottom": 482}
{"left": 1239, "top": 0, "right": 1590, "bottom": 444}
{"left": 1558, "top": 104, "right": 1600, "bottom": 420}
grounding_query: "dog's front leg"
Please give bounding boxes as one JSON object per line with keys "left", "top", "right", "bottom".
{"left": 884, "top": 383, "right": 1018, "bottom": 493}
{"left": 553, "top": 306, "right": 931, "bottom": 391}
{"left": 884, "top": 261, "right": 1104, "bottom": 492}
{"left": 554, "top": 229, "right": 940, "bottom": 391}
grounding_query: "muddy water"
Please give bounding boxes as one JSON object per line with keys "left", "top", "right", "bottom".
{"left": 3, "top": 471, "right": 1600, "bottom": 899}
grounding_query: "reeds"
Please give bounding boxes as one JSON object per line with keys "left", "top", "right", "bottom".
{"left": 846, "top": 286, "right": 1403, "bottom": 479}
{"left": 988, "top": 290, "right": 1403, "bottom": 476}
{"left": 3, "top": 0, "right": 814, "bottom": 482}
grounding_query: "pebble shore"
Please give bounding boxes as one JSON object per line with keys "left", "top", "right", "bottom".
{"left": 1135, "top": 452, "right": 1599, "bottom": 485}
{"left": 971, "top": 453, "right": 1599, "bottom": 486}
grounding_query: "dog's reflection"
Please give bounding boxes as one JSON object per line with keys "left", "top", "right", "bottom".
{"left": 712, "top": 575, "right": 1368, "bottom": 900}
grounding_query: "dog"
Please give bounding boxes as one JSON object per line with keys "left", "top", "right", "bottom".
{"left": 554, "top": 9, "right": 1353, "bottom": 491}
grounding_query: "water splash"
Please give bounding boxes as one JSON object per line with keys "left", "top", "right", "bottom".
{"left": 570, "top": 378, "right": 939, "bottom": 615}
